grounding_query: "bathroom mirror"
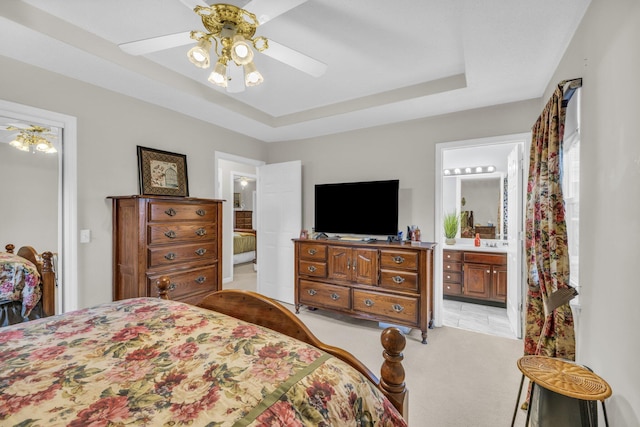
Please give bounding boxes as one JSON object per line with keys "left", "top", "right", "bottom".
{"left": 459, "top": 175, "right": 506, "bottom": 240}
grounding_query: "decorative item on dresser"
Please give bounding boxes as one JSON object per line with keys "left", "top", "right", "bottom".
{"left": 294, "top": 239, "right": 435, "bottom": 344}
{"left": 443, "top": 249, "right": 507, "bottom": 306}
{"left": 109, "top": 195, "right": 223, "bottom": 304}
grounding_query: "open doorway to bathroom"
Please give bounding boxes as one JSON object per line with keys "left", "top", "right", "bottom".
{"left": 435, "top": 133, "right": 529, "bottom": 340}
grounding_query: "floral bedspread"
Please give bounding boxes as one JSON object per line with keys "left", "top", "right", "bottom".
{"left": 0, "top": 252, "right": 41, "bottom": 317}
{"left": 0, "top": 298, "right": 407, "bottom": 427}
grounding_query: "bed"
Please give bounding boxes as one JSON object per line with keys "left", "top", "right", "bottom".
{"left": 0, "top": 281, "right": 408, "bottom": 425}
{"left": 0, "top": 244, "right": 55, "bottom": 326}
{"left": 233, "top": 228, "right": 256, "bottom": 265}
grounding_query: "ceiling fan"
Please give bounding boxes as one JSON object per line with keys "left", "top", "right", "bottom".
{"left": 0, "top": 123, "right": 58, "bottom": 153}
{"left": 118, "top": 0, "right": 327, "bottom": 92}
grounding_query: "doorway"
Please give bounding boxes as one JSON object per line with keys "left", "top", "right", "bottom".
{"left": 435, "top": 133, "right": 529, "bottom": 339}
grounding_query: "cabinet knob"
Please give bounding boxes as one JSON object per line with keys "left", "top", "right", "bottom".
{"left": 364, "top": 299, "right": 374, "bottom": 307}
{"left": 308, "top": 248, "right": 317, "bottom": 255}
{"left": 392, "top": 275, "right": 405, "bottom": 284}
{"left": 195, "top": 228, "right": 207, "bottom": 236}
{"left": 195, "top": 276, "right": 206, "bottom": 284}
{"left": 446, "top": 275, "right": 451, "bottom": 279}
{"left": 164, "top": 230, "right": 177, "bottom": 239}
{"left": 164, "top": 252, "right": 176, "bottom": 260}
{"left": 447, "top": 285, "right": 451, "bottom": 289}
{"left": 392, "top": 256, "right": 405, "bottom": 264}
{"left": 446, "top": 254, "right": 451, "bottom": 259}
{"left": 195, "top": 209, "right": 206, "bottom": 216}
{"left": 164, "top": 208, "right": 177, "bottom": 217}
{"left": 447, "top": 265, "right": 451, "bottom": 269}
{"left": 330, "top": 293, "right": 340, "bottom": 301}
{"left": 307, "top": 265, "right": 317, "bottom": 272}
{"left": 392, "top": 303, "right": 404, "bottom": 313}
{"left": 486, "top": 270, "right": 491, "bottom": 273}
{"left": 307, "top": 289, "right": 317, "bottom": 296}
{"left": 195, "top": 248, "right": 207, "bottom": 256}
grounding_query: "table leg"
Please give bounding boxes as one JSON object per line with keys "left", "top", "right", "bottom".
{"left": 524, "top": 382, "right": 535, "bottom": 426}
{"left": 601, "top": 400, "right": 609, "bottom": 427}
{"left": 511, "top": 374, "right": 525, "bottom": 427}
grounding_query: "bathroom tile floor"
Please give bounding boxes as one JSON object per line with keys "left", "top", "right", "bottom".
{"left": 443, "top": 298, "right": 518, "bottom": 340}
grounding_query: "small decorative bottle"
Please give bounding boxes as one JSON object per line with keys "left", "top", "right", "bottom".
{"left": 474, "top": 233, "right": 481, "bottom": 247}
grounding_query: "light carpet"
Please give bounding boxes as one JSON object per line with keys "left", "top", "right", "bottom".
{"left": 227, "top": 263, "right": 529, "bottom": 426}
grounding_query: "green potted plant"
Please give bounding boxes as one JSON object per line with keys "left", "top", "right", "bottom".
{"left": 443, "top": 212, "right": 459, "bottom": 245}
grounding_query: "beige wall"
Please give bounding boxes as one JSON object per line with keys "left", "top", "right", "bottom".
{"left": 267, "top": 100, "right": 540, "bottom": 241}
{"left": 542, "top": 0, "right": 640, "bottom": 423}
{"left": 0, "top": 56, "right": 267, "bottom": 308}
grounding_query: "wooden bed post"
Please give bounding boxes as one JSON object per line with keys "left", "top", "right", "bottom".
{"left": 156, "top": 276, "right": 173, "bottom": 300}
{"left": 40, "top": 252, "right": 56, "bottom": 316}
{"left": 380, "top": 327, "right": 408, "bottom": 419}
{"left": 5, "top": 244, "right": 15, "bottom": 253}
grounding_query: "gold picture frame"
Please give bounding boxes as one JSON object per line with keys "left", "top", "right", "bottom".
{"left": 137, "top": 146, "right": 189, "bottom": 197}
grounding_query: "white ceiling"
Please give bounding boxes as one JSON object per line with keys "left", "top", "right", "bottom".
{"left": 0, "top": 0, "right": 590, "bottom": 142}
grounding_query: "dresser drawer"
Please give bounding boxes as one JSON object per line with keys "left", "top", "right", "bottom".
{"left": 443, "top": 261, "right": 462, "bottom": 273}
{"left": 379, "top": 270, "right": 418, "bottom": 292}
{"left": 148, "top": 201, "right": 218, "bottom": 222}
{"left": 443, "top": 250, "right": 463, "bottom": 262}
{"left": 299, "top": 260, "right": 327, "bottom": 278}
{"left": 353, "top": 290, "right": 419, "bottom": 324}
{"left": 148, "top": 242, "right": 217, "bottom": 268}
{"left": 380, "top": 250, "right": 418, "bottom": 271}
{"left": 148, "top": 224, "right": 216, "bottom": 244}
{"left": 147, "top": 266, "right": 217, "bottom": 300}
{"left": 299, "top": 280, "right": 350, "bottom": 310}
{"left": 464, "top": 252, "right": 506, "bottom": 265}
{"left": 443, "top": 271, "right": 462, "bottom": 284}
{"left": 443, "top": 282, "right": 463, "bottom": 296}
{"left": 298, "top": 243, "right": 327, "bottom": 261}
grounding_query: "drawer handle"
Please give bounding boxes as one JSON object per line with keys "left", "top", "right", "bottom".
{"left": 347, "top": 258, "right": 351, "bottom": 270}
{"left": 330, "top": 293, "right": 340, "bottom": 301}
{"left": 392, "top": 256, "right": 405, "bottom": 264}
{"left": 308, "top": 248, "right": 317, "bottom": 255}
{"left": 307, "top": 265, "right": 317, "bottom": 272}
{"left": 364, "top": 299, "right": 374, "bottom": 307}
{"left": 392, "top": 303, "right": 404, "bottom": 313}
{"left": 307, "top": 289, "right": 317, "bottom": 296}
{"left": 487, "top": 270, "right": 491, "bottom": 274}
{"left": 164, "top": 208, "right": 177, "bottom": 217}
{"left": 195, "top": 248, "right": 207, "bottom": 256}
{"left": 195, "top": 276, "right": 206, "bottom": 284}
{"left": 164, "top": 252, "right": 176, "bottom": 260}
{"left": 164, "top": 230, "right": 177, "bottom": 239}
{"left": 195, "top": 228, "right": 207, "bottom": 236}
{"left": 196, "top": 209, "right": 206, "bottom": 216}
{"left": 168, "top": 283, "right": 177, "bottom": 291}
{"left": 392, "top": 275, "right": 405, "bottom": 284}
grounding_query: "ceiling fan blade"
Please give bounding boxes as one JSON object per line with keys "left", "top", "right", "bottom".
{"left": 177, "top": 0, "right": 208, "bottom": 9}
{"left": 119, "top": 31, "right": 192, "bottom": 56}
{"left": 261, "top": 40, "right": 327, "bottom": 77}
{"left": 244, "top": 0, "right": 308, "bottom": 25}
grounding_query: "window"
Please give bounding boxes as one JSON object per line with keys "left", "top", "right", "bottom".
{"left": 562, "top": 88, "right": 581, "bottom": 297}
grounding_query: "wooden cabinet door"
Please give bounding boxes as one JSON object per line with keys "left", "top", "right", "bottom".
{"left": 353, "top": 248, "right": 378, "bottom": 285}
{"left": 328, "top": 246, "right": 351, "bottom": 281}
{"left": 492, "top": 265, "right": 508, "bottom": 302}
{"left": 463, "top": 263, "right": 491, "bottom": 299}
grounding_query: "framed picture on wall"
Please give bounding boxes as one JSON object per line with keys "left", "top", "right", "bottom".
{"left": 137, "top": 146, "right": 189, "bottom": 197}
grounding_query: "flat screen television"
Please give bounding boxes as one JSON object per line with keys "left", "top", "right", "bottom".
{"left": 314, "top": 179, "right": 399, "bottom": 236}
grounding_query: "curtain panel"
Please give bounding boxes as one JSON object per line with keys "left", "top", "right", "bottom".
{"left": 524, "top": 85, "right": 575, "bottom": 360}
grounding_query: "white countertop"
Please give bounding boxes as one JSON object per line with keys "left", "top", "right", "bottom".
{"left": 443, "top": 242, "right": 508, "bottom": 253}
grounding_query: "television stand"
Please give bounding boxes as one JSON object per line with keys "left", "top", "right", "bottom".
{"left": 293, "top": 238, "right": 435, "bottom": 344}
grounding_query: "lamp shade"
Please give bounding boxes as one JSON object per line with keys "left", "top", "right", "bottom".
{"left": 231, "top": 35, "right": 254, "bottom": 65}
{"left": 187, "top": 38, "right": 211, "bottom": 68}
{"left": 244, "top": 62, "right": 263, "bottom": 87}
{"left": 208, "top": 60, "right": 228, "bottom": 87}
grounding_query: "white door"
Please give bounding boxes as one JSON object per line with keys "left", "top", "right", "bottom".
{"left": 256, "top": 160, "right": 302, "bottom": 304}
{"left": 506, "top": 144, "right": 524, "bottom": 338}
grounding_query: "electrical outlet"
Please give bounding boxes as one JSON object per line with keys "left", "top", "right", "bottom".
{"left": 80, "top": 229, "right": 91, "bottom": 243}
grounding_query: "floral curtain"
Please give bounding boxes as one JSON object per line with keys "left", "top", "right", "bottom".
{"left": 523, "top": 84, "right": 575, "bottom": 359}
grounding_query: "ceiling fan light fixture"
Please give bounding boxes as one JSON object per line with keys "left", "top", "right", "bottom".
{"left": 231, "top": 35, "right": 254, "bottom": 65}
{"left": 244, "top": 62, "right": 263, "bottom": 87}
{"left": 208, "top": 59, "right": 228, "bottom": 87}
{"left": 10, "top": 135, "right": 29, "bottom": 151}
{"left": 187, "top": 37, "right": 211, "bottom": 68}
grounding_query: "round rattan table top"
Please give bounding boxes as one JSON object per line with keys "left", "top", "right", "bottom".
{"left": 517, "top": 355, "right": 612, "bottom": 401}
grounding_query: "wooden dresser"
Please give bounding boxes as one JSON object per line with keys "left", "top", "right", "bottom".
{"left": 234, "top": 210, "right": 252, "bottom": 229}
{"left": 294, "top": 239, "right": 435, "bottom": 344}
{"left": 443, "top": 248, "right": 507, "bottom": 306}
{"left": 110, "top": 196, "right": 223, "bottom": 304}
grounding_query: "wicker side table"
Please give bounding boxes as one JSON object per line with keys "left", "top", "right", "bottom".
{"left": 511, "top": 355, "right": 612, "bottom": 426}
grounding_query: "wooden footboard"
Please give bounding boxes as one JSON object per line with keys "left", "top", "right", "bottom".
{"left": 156, "top": 277, "right": 408, "bottom": 419}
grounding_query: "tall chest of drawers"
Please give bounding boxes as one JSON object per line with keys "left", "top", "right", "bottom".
{"left": 110, "top": 196, "right": 223, "bottom": 304}
{"left": 294, "top": 239, "right": 435, "bottom": 344}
